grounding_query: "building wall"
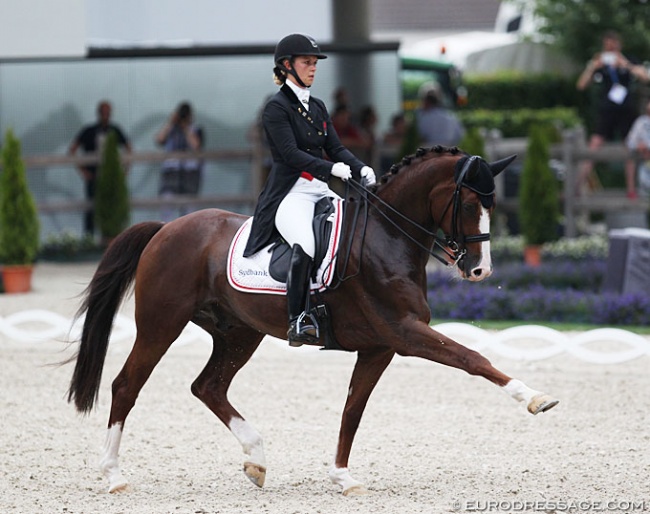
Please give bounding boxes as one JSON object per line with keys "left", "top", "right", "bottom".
{"left": 0, "top": 52, "right": 400, "bottom": 240}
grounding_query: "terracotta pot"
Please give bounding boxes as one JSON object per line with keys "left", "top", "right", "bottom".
{"left": 523, "top": 245, "right": 542, "bottom": 267}
{"left": 1, "top": 264, "right": 34, "bottom": 293}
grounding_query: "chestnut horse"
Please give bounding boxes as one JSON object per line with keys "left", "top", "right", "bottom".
{"left": 68, "top": 146, "right": 558, "bottom": 496}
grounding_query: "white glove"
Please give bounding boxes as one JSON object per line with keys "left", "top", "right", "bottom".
{"left": 360, "top": 166, "right": 376, "bottom": 186}
{"left": 331, "top": 162, "right": 352, "bottom": 182}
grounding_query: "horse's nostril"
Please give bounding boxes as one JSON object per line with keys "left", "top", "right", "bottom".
{"left": 472, "top": 268, "right": 483, "bottom": 277}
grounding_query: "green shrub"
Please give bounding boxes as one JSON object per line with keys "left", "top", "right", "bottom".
{"left": 458, "top": 126, "right": 485, "bottom": 156}
{"left": 462, "top": 71, "right": 582, "bottom": 110}
{"left": 95, "top": 130, "right": 130, "bottom": 240}
{"left": 457, "top": 107, "right": 581, "bottom": 138}
{"left": 39, "top": 231, "right": 102, "bottom": 261}
{"left": 492, "top": 235, "right": 608, "bottom": 262}
{"left": 0, "top": 129, "right": 40, "bottom": 264}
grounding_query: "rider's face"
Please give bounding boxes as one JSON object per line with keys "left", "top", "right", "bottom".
{"left": 286, "top": 56, "right": 318, "bottom": 87}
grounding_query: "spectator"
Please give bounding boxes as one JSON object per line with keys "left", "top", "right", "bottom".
{"left": 68, "top": 100, "right": 131, "bottom": 237}
{"left": 358, "top": 104, "right": 379, "bottom": 168}
{"left": 332, "top": 86, "right": 350, "bottom": 111}
{"left": 155, "top": 102, "right": 204, "bottom": 220}
{"left": 247, "top": 95, "right": 274, "bottom": 189}
{"left": 381, "top": 112, "right": 407, "bottom": 173}
{"left": 576, "top": 30, "right": 649, "bottom": 199}
{"left": 626, "top": 99, "right": 650, "bottom": 196}
{"left": 415, "top": 90, "right": 464, "bottom": 147}
{"left": 331, "top": 105, "right": 371, "bottom": 157}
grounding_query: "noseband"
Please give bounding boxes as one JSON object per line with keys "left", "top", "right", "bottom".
{"left": 346, "top": 155, "right": 493, "bottom": 268}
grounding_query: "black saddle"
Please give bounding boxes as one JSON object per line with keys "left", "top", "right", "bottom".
{"left": 268, "top": 197, "right": 337, "bottom": 283}
{"left": 267, "top": 197, "right": 349, "bottom": 352}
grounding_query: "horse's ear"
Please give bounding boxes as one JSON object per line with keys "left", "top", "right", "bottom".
{"left": 467, "top": 156, "right": 481, "bottom": 180}
{"left": 488, "top": 155, "right": 517, "bottom": 177}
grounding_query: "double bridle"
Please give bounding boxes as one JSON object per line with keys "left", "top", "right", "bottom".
{"left": 345, "top": 155, "right": 493, "bottom": 268}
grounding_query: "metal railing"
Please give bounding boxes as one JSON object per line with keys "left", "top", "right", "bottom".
{"left": 485, "top": 129, "right": 649, "bottom": 237}
{"left": 18, "top": 148, "right": 266, "bottom": 216}
{"left": 6, "top": 131, "right": 648, "bottom": 238}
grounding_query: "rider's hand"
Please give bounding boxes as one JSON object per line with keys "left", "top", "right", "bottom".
{"left": 360, "top": 166, "right": 376, "bottom": 186}
{"left": 331, "top": 162, "right": 352, "bottom": 182}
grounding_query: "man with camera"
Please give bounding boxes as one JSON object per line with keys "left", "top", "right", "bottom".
{"left": 155, "top": 102, "right": 204, "bottom": 220}
{"left": 576, "top": 30, "right": 649, "bottom": 200}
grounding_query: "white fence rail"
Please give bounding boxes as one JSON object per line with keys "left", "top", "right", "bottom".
{"left": 1, "top": 309, "right": 648, "bottom": 364}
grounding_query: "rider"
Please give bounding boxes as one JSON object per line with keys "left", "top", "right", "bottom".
{"left": 243, "top": 33, "right": 376, "bottom": 347}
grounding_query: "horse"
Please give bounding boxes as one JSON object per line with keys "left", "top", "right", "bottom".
{"left": 67, "top": 146, "right": 558, "bottom": 496}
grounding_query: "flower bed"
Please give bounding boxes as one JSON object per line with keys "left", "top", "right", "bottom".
{"left": 426, "top": 236, "right": 650, "bottom": 325}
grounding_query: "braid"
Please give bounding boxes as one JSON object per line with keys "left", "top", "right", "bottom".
{"left": 273, "top": 66, "right": 286, "bottom": 86}
{"left": 379, "top": 145, "right": 463, "bottom": 186}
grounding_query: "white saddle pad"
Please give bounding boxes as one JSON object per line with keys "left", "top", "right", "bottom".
{"left": 227, "top": 198, "right": 343, "bottom": 295}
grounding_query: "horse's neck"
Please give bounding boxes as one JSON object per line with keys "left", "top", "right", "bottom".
{"left": 360, "top": 177, "right": 439, "bottom": 276}
{"left": 374, "top": 169, "right": 441, "bottom": 237}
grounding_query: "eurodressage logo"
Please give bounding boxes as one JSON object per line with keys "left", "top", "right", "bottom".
{"left": 451, "top": 499, "right": 649, "bottom": 512}
{"left": 238, "top": 268, "right": 269, "bottom": 277}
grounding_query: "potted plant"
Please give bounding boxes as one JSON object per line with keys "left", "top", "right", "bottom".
{"left": 0, "top": 129, "right": 40, "bottom": 292}
{"left": 518, "top": 124, "right": 560, "bottom": 266}
{"left": 94, "top": 130, "right": 130, "bottom": 246}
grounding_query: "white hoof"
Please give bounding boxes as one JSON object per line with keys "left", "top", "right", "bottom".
{"left": 343, "top": 484, "right": 369, "bottom": 496}
{"left": 243, "top": 461, "right": 266, "bottom": 488}
{"left": 107, "top": 476, "right": 130, "bottom": 493}
{"left": 329, "top": 466, "right": 366, "bottom": 495}
{"left": 527, "top": 393, "right": 559, "bottom": 415}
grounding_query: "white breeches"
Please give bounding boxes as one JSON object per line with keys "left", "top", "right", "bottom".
{"left": 275, "top": 177, "right": 340, "bottom": 258}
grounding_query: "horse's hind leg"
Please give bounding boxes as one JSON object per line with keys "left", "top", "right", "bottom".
{"left": 101, "top": 320, "right": 188, "bottom": 492}
{"left": 190, "top": 326, "right": 266, "bottom": 487}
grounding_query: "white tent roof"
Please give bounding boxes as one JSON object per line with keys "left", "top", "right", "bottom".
{"left": 398, "top": 31, "right": 518, "bottom": 69}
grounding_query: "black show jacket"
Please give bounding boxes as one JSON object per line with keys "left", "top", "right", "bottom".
{"left": 243, "top": 84, "right": 365, "bottom": 257}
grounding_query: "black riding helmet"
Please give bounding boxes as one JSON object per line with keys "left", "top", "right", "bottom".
{"left": 274, "top": 34, "right": 327, "bottom": 87}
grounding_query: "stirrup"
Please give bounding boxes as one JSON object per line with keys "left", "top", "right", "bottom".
{"left": 288, "top": 311, "right": 320, "bottom": 347}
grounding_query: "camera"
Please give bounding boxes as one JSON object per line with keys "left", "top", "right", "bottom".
{"left": 177, "top": 103, "right": 191, "bottom": 123}
{"left": 601, "top": 52, "right": 617, "bottom": 66}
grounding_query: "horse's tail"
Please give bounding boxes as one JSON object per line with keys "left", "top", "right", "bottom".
{"left": 67, "top": 221, "right": 164, "bottom": 414}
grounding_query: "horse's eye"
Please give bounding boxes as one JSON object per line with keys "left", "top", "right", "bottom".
{"left": 462, "top": 202, "right": 477, "bottom": 216}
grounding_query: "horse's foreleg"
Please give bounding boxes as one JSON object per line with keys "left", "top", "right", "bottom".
{"left": 396, "top": 322, "right": 558, "bottom": 415}
{"left": 191, "top": 329, "right": 266, "bottom": 487}
{"left": 330, "top": 349, "right": 395, "bottom": 496}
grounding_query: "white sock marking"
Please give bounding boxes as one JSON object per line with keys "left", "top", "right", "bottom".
{"left": 100, "top": 423, "right": 129, "bottom": 492}
{"left": 229, "top": 417, "right": 266, "bottom": 467}
{"left": 503, "top": 379, "right": 541, "bottom": 404}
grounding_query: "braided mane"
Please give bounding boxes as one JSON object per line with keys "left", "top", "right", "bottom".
{"left": 376, "top": 145, "right": 463, "bottom": 190}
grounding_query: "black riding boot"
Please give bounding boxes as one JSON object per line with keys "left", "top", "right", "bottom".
{"left": 286, "top": 244, "right": 319, "bottom": 346}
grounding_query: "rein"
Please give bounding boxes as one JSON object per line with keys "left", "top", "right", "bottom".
{"left": 345, "top": 156, "right": 491, "bottom": 267}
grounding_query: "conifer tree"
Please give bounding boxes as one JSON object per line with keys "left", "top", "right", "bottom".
{"left": 518, "top": 125, "right": 560, "bottom": 246}
{"left": 95, "top": 130, "right": 130, "bottom": 241}
{"left": 0, "top": 129, "right": 40, "bottom": 264}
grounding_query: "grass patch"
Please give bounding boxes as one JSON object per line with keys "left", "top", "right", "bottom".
{"left": 431, "top": 319, "right": 650, "bottom": 334}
